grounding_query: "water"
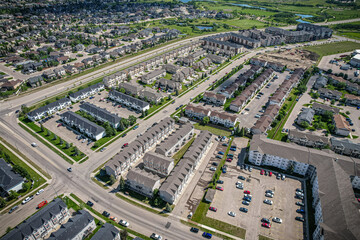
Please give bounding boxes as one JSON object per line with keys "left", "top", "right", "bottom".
{"left": 295, "top": 14, "right": 313, "bottom": 18}
{"left": 228, "top": 3, "right": 267, "bottom": 10}
{"left": 196, "top": 26, "right": 213, "bottom": 30}
{"left": 296, "top": 19, "right": 310, "bottom": 24}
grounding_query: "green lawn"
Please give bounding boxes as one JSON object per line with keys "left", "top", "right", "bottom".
{"left": 194, "top": 123, "right": 232, "bottom": 137}
{"left": 180, "top": 220, "right": 235, "bottom": 240}
{"left": 303, "top": 41, "right": 360, "bottom": 58}
{"left": 259, "top": 235, "right": 274, "bottom": 240}
{"left": 172, "top": 136, "right": 195, "bottom": 165}
{"left": 164, "top": 73, "right": 173, "bottom": 80}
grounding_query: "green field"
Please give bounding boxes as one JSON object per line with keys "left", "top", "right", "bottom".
{"left": 303, "top": 41, "right": 360, "bottom": 57}
{"left": 331, "top": 21, "right": 360, "bottom": 40}
{"left": 194, "top": 123, "right": 232, "bottom": 137}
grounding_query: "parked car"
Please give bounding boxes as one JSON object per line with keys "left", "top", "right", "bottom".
{"left": 102, "top": 211, "right": 110, "bottom": 217}
{"left": 119, "top": 220, "right": 129, "bottom": 227}
{"left": 272, "top": 217, "right": 282, "bottom": 223}
{"left": 228, "top": 211, "right": 236, "bottom": 217}
{"left": 22, "top": 195, "right": 33, "bottom": 205}
{"left": 296, "top": 208, "right": 305, "bottom": 213}
{"left": 265, "top": 190, "right": 274, "bottom": 194}
{"left": 242, "top": 200, "right": 250, "bottom": 206}
{"left": 296, "top": 188, "right": 304, "bottom": 193}
{"left": 202, "top": 232, "right": 212, "bottom": 239}
{"left": 296, "top": 195, "right": 304, "bottom": 200}
{"left": 262, "top": 222, "right": 271, "bottom": 228}
{"left": 36, "top": 189, "right": 44, "bottom": 195}
{"left": 122, "top": 143, "right": 128, "bottom": 148}
{"left": 265, "top": 193, "right": 274, "bottom": 198}
{"left": 236, "top": 184, "right": 244, "bottom": 189}
{"left": 238, "top": 176, "right": 246, "bottom": 180}
{"left": 8, "top": 205, "right": 18, "bottom": 214}
{"left": 244, "top": 190, "right": 250, "bottom": 194}
{"left": 37, "top": 200, "right": 48, "bottom": 209}
{"left": 67, "top": 167, "right": 72, "bottom": 172}
{"left": 216, "top": 155, "right": 222, "bottom": 159}
{"left": 295, "top": 216, "right": 305, "bottom": 222}
{"left": 150, "top": 233, "right": 162, "bottom": 240}
{"left": 212, "top": 162, "right": 218, "bottom": 166}
{"left": 239, "top": 207, "right": 248, "bottom": 213}
{"left": 209, "top": 167, "right": 216, "bottom": 171}
{"left": 263, "top": 199, "right": 273, "bottom": 205}
{"left": 281, "top": 174, "right": 286, "bottom": 180}
{"left": 133, "top": 125, "right": 139, "bottom": 130}
{"left": 216, "top": 180, "right": 224, "bottom": 184}
{"left": 261, "top": 218, "right": 270, "bottom": 224}
{"left": 110, "top": 216, "right": 117, "bottom": 221}
{"left": 243, "top": 197, "right": 252, "bottom": 202}
{"left": 190, "top": 227, "right": 199, "bottom": 233}
{"left": 209, "top": 207, "right": 217, "bottom": 212}
{"left": 269, "top": 171, "right": 273, "bottom": 177}
{"left": 216, "top": 186, "right": 224, "bottom": 191}
{"left": 296, "top": 202, "right": 305, "bottom": 207}
{"left": 87, "top": 201, "right": 94, "bottom": 207}
{"left": 260, "top": 169, "right": 264, "bottom": 175}
{"left": 218, "top": 151, "right": 224, "bottom": 155}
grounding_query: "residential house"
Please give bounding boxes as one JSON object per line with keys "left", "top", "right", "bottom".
{"left": 288, "top": 130, "right": 330, "bottom": 149}
{"left": 251, "top": 115, "right": 273, "bottom": 135}
{"left": 63, "top": 65, "right": 78, "bottom": 75}
{"left": 172, "top": 68, "right": 195, "bottom": 82}
{"left": 318, "top": 88, "right": 342, "bottom": 100}
{"left": 312, "top": 102, "right": 340, "bottom": 115}
{"left": 48, "top": 210, "right": 96, "bottom": 240}
{"left": 92, "top": 223, "right": 120, "bottom": 240}
{"left": 250, "top": 58, "right": 267, "bottom": 67}
{"left": 183, "top": 130, "right": 213, "bottom": 166}
{"left": 27, "top": 97, "right": 71, "bottom": 121}
{"left": 162, "top": 64, "right": 180, "bottom": 74}
{"left": 27, "top": 75, "right": 43, "bottom": 88}
{"left": 108, "top": 90, "right": 150, "bottom": 112}
{"left": 155, "top": 123, "right": 194, "bottom": 157}
{"left": 2, "top": 198, "right": 70, "bottom": 240}
{"left": 126, "top": 168, "right": 161, "bottom": 198}
{"left": 0, "top": 158, "right": 24, "bottom": 197}
{"left": 207, "top": 54, "right": 226, "bottom": 64}
{"left": 42, "top": 70, "right": 56, "bottom": 80}
{"left": 142, "top": 152, "right": 174, "bottom": 177}
{"left": 141, "top": 69, "right": 166, "bottom": 84}
{"left": 344, "top": 94, "right": 360, "bottom": 107}
{"left": 313, "top": 76, "right": 328, "bottom": 90}
{"left": 266, "top": 61, "right": 284, "bottom": 72}
{"left": 103, "top": 71, "right": 127, "bottom": 88}
{"left": 139, "top": 88, "right": 164, "bottom": 104}
{"left": 119, "top": 82, "right": 142, "bottom": 96}
{"left": 69, "top": 82, "right": 104, "bottom": 102}
{"left": 53, "top": 67, "right": 66, "bottom": 77}
{"left": 61, "top": 111, "right": 106, "bottom": 140}
{"left": 296, "top": 108, "right": 315, "bottom": 126}
{"left": 156, "top": 78, "right": 181, "bottom": 92}
{"left": 202, "top": 91, "right": 226, "bottom": 106}
{"left": 184, "top": 104, "right": 211, "bottom": 120}
{"left": 330, "top": 138, "right": 360, "bottom": 158}
{"left": 333, "top": 114, "right": 350, "bottom": 136}
{"left": 80, "top": 102, "right": 121, "bottom": 128}
{"left": 1, "top": 79, "right": 22, "bottom": 90}
{"left": 193, "top": 58, "right": 212, "bottom": 71}
{"left": 209, "top": 111, "right": 239, "bottom": 128}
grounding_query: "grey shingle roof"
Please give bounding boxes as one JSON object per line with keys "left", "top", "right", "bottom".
{"left": 80, "top": 102, "right": 121, "bottom": 126}
{"left": 0, "top": 158, "right": 24, "bottom": 192}
{"left": 61, "top": 111, "right": 105, "bottom": 137}
{"left": 48, "top": 210, "right": 94, "bottom": 240}
{"left": 109, "top": 90, "right": 150, "bottom": 109}
{"left": 87, "top": 223, "right": 119, "bottom": 240}
{"left": 2, "top": 198, "right": 67, "bottom": 240}
{"left": 69, "top": 82, "right": 104, "bottom": 99}
{"left": 27, "top": 97, "right": 71, "bottom": 119}
{"left": 183, "top": 131, "right": 212, "bottom": 163}
{"left": 126, "top": 167, "right": 161, "bottom": 189}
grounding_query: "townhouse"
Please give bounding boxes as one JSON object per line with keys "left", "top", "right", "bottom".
{"left": 193, "top": 58, "right": 212, "bottom": 71}
{"left": 173, "top": 67, "right": 195, "bottom": 82}
{"left": 202, "top": 91, "right": 226, "bottom": 106}
{"left": 250, "top": 58, "right": 267, "bottom": 67}
{"left": 265, "top": 27, "right": 313, "bottom": 43}
{"left": 333, "top": 114, "right": 350, "bottom": 136}
{"left": 251, "top": 115, "right": 273, "bottom": 135}
{"left": 0, "top": 158, "right": 24, "bottom": 196}
{"left": 92, "top": 223, "right": 120, "bottom": 240}
{"left": 288, "top": 130, "right": 330, "bottom": 149}
{"left": 184, "top": 104, "right": 211, "bottom": 120}
{"left": 48, "top": 210, "right": 95, "bottom": 240}
{"left": 249, "top": 135, "right": 360, "bottom": 240}
{"left": 229, "top": 94, "right": 248, "bottom": 112}
{"left": 119, "top": 82, "right": 143, "bottom": 96}
{"left": 162, "top": 64, "right": 180, "bottom": 74}
{"left": 183, "top": 130, "right": 212, "bottom": 166}
{"left": 142, "top": 152, "right": 174, "bottom": 177}
{"left": 266, "top": 61, "right": 284, "bottom": 72}
{"left": 139, "top": 88, "right": 164, "bottom": 104}
{"left": 69, "top": 82, "right": 104, "bottom": 102}
{"left": 155, "top": 123, "right": 194, "bottom": 157}
{"left": 105, "top": 118, "right": 175, "bottom": 177}
{"left": 222, "top": 84, "right": 239, "bottom": 99}
{"left": 296, "top": 108, "right": 315, "bottom": 126}
{"left": 296, "top": 23, "right": 333, "bottom": 39}
{"left": 27, "top": 75, "right": 43, "bottom": 88}
{"left": 318, "top": 88, "right": 342, "bottom": 100}
{"left": 141, "top": 69, "right": 166, "bottom": 85}
{"left": 61, "top": 111, "right": 106, "bottom": 140}
{"left": 103, "top": 71, "right": 127, "bottom": 88}
{"left": 80, "top": 102, "right": 121, "bottom": 128}
{"left": 331, "top": 137, "right": 360, "bottom": 158}
{"left": 344, "top": 93, "right": 360, "bottom": 107}
{"left": 2, "top": 198, "right": 70, "bottom": 240}
{"left": 312, "top": 102, "right": 340, "bottom": 115}
{"left": 207, "top": 54, "right": 226, "bottom": 64}
{"left": 27, "top": 97, "right": 71, "bottom": 121}
{"left": 109, "top": 90, "right": 150, "bottom": 112}
{"left": 313, "top": 75, "right": 327, "bottom": 90}
{"left": 126, "top": 168, "right": 161, "bottom": 198}
{"left": 156, "top": 78, "right": 181, "bottom": 92}
{"left": 209, "top": 111, "right": 239, "bottom": 128}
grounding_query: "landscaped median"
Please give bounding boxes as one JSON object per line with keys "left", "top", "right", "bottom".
{"left": 190, "top": 138, "right": 246, "bottom": 239}
{"left": 19, "top": 117, "right": 87, "bottom": 164}
{"left": 70, "top": 193, "right": 152, "bottom": 240}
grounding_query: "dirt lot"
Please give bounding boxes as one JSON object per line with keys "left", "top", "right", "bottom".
{"left": 258, "top": 48, "right": 316, "bottom": 70}
{"left": 207, "top": 165, "right": 304, "bottom": 240}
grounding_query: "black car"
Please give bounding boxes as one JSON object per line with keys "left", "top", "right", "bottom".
{"left": 261, "top": 218, "right": 270, "bottom": 224}
{"left": 296, "top": 188, "right": 304, "bottom": 193}
{"left": 216, "top": 180, "right": 224, "bottom": 184}
{"left": 238, "top": 176, "right": 246, "bottom": 180}
{"left": 87, "top": 201, "right": 94, "bottom": 207}
{"left": 295, "top": 216, "right": 305, "bottom": 222}
{"left": 239, "top": 207, "right": 248, "bottom": 213}
{"left": 9, "top": 205, "right": 19, "bottom": 214}
{"left": 212, "top": 162, "right": 218, "bottom": 166}
{"left": 102, "top": 211, "right": 110, "bottom": 217}
{"left": 190, "top": 227, "right": 199, "bottom": 233}
{"left": 122, "top": 133, "right": 127, "bottom": 138}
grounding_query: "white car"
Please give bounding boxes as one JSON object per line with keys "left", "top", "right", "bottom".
{"left": 236, "top": 181, "right": 243, "bottom": 185}
{"left": 263, "top": 199, "right": 273, "bottom": 205}
{"left": 119, "top": 220, "right": 129, "bottom": 227}
{"left": 228, "top": 211, "right": 236, "bottom": 217}
{"left": 210, "top": 167, "right": 216, "bottom": 171}
{"left": 244, "top": 194, "right": 252, "bottom": 198}
{"left": 31, "top": 142, "right": 37, "bottom": 147}
{"left": 150, "top": 233, "right": 162, "bottom": 240}
{"left": 36, "top": 189, "right": 44, "bottom": 195}
{"left": 22, "top": 196, "right": 33, "bottom": 205}
{"left": 236, "top": 184, "right": 243, "bottom": 189}
{"left": 281, "top": 174, "right": 286, "bottom": 180}
{"left": 272, "top": 217, "right": 282, "bottom": 223}
{"left": 265, "top": 193, "right": 274, "bottom": 198}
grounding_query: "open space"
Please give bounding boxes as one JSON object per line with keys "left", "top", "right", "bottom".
{"left": 303, "top": 41, "right": 360, "bottom": 58}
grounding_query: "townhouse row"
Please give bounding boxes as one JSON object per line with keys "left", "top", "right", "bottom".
{"left": 249, "top": 135, "right": 359, "bottom": 240}
{"left": 184, "top": 103, "right": 239, "bottom": 128}
{"left": 230, "top": 68, "right": 275, "bottom": 112}
{"left": 119, "top": 82, "right": 165, "bottom": 104}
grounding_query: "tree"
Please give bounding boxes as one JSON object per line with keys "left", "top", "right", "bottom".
{"left": 297, "top": 85, "right": 307, "bottom": 95}
{"left": 46, "top": 130, "right": 51, "bottom": 136}
{"left": 59, "top": 138, "right": 63, "bottom": 145}
{"left": 328, "top": 124, "right": 335, "bottom": 133}
{"left": 240, "top": 127, "right": 245, "bottom": 137}
{"left": 40, "top": 123, "right": 44, "bottom": 132}
{"left": 65, "top": 142, "right": 70, "bottom": 149}
{"left": 0, "top": 197, "right": 6, "bottom": 208}
{"left": 165, "top": 203, "right": 172, "bottom": 212}
{"left": 235, "top": 126, "right": 241, "bottom": 136}
{"left": 119, "top": 176, "right": 125, "bottom": 190}
{"left": 74, "top": 147, "right": 79, "bottom": 156}
{"left": 52, "top": 134, "right": 57, "bottom": 141}
{"left": 338, "top": 82, "right": 346, "bottom": 90}
{"left": 120, "top": 229, "right": 128, "bottom": 240}
{"left": 175, "top": 89, "right": 179, "bottom": 96}
{"left": 128, "top": 115, "right": 136, "bottom": 125}
{"left": 299, "top": 121, "right": 309, "bottom": 129}
{"left": 331, "top": 99, "right": 335, "bottom": 105}
{"left": 119, "top": 88, "right": 126, "bottom": 93}
{"left": 326, "top": 69, "right": 332, "bottom": 74}
{"left": 109, "top": 175, "right": 116, "bottom": 185}
{"left": 202, "top": 116, "right": 210, "bottom": 125}
{"left": 22, "top": 182, "right": 30, "bottom": 192}
{"left": 93, "top": 142, "right": 99, "bottom": 148}
{"left": 322, "top": 111, "right": 333, "bottom": 122}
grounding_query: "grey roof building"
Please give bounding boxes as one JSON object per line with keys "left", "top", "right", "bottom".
{"left": 126, "top": 168, "right": 161, "bottom": 198}
{"left": 69, "top": 82, "right": 104, "bottom": 102}
{"left": 2, "top": 198, "right": 70, "bottom": 240}
{"left": 313, "top": 76, "right": 328, "bottom": 90}
{"left": 182, "top": 130, "right": 212, "bottom": 166}
{"left": 119, "top": 82, "right": 142, "bottom": 96}
{"left": 109, "top": 90, "right": 150, "bottom": 112}
{"left": 331, "top": 137, "right": 360, "bottom": 158}
{"left": 61, "top": 111, "right": 105, "bottom": 140}
{"left": 48, "top": 210, "right": 95, "bottom": 240}
{"left": 204, "top": 188, "right": 216, "bottom": 203}
{"left": 288, "top": 130, "right": 330, "bottom": 149}
{"left": 296, "top": 108, "right": 315, "bottom": 125}
{"left": 27, "top": 97, "right": 71, "bottom": 121}
{"left": 92, "top": 223, "right": 120, "bottom": 240}
{"left": 142, "top": 152, "right": 174, "bottom": 177}
{"left": 80, "top": 102, "right": 121, "bottom": 128}
{"left": 312, "top": 102, "right": 339, "bottom": 115}
{"left": 0, "top": 158, "right": 24, "bottom": 196}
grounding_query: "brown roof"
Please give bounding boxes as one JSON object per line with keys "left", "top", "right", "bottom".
{"left": 333, "top": 114, "right": 350, "bottom": 130}
{"left": 210, "top": 111, "right": 238, "bottom": 122}
{"left": 252, "top": 115, "right": 272, "bottom": 134}
{"left": 185, "top": 104, "right": 211, "bottom": 116}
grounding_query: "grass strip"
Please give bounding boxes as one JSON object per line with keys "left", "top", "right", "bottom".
{"left": 172, "top": 136, "right": 195, "bottom": 165}
{"left": 180, "top": 220, "right": 235, "bottom": 240}
{"left": 259, "top": 235, "right": 274, "bottom": 240}
{"left": 18, "top": 122, "right": 74, "bottom": 165}
{"left": 70, "top": 193, "right": 152, "bottom": 240}
{"left": 194, "top": 123, "right": 231, "bottom": 137}
{"left": 91, "top": 177, "right": 109, "bottom": 190}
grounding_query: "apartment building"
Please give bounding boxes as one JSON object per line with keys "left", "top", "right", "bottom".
{"left": 80, "top": 102, "right": 121, "bottom": 128}
{"left": 344, "top": 93, "right": 360, "bottom": 107}
{"left": 109, "top": 90, "right": 150, "bottom": 112}
{"left": 313, "top": 75, "right": 327, "bottom": 90}
{"left": 182, "top": 130, "right": 213, "bottom": 166}
{"left": 296, "top": 23, "right": 333, "bottom": 39}
{"left": 209, "top": 111, "right": 239, "bottom": 128}
{"left": 119, "top": 82, "right": 143, "bottom": 96}
{"left": 155, "top": 123, "right": 194, "bottom": 157}
{"left": 172, "top": 67, "right": 195, "bottom": 82}
{"left": 69, "top": 82, "right": 104, "bottom": 102}
{"left": 184, "top": 104, "right": 211, "bottom": 120}
{"left": 48, "top": 210, "right": 95, "bottom": 240}
{"left": 142, "top": 152, "right": 174, "bottom": 177}
{"left": 296, "top": 108, "right": 315, "bottom": 125}
{"left": 2, "top": 198, "right": 70, "bottom": 240}
{"left": 141, "top": 69, "right": 166, "bottom": 84}
{"left": 318, "top": 88, "right": 342, "bottom": 100}
{"left": 249, "top": 135, "right": 360, "bottom": 240}
{"left": 203, "top": 91, "right": 227, "bottom": 106}
{"left": 139, "top": 88, "right": 164, "bottom": 104}
{"left": 156, "top": 78, "right": 181, "bottom": 92}
{"left": 126, "top": 168, "right": 161, "bottom": 198}
{"left": 61, "top": 111, "right": 106, "bottom": 140}
{"left": 92, "top": 223, "right": 120, "bottom": 240}
{"left": 27, "top": 97, "right": 71, "bottom": 121}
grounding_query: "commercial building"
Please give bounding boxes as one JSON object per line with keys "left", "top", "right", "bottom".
{"left": 48, "top": 210, "right": 95, "bottom": 240}
{"left": 2, "top": 198, "right": 70, "bottom": 240}
{"left": 61, "top": 111, "right": 106, "bottom": 140}
{"left": 80, "top": 102, "right": 121, "bottom": 128}
{"left": 249, "top": 135, "right": 360, "bottom": 240}
{"left": 0, "top": 158, "right": 24, "bottom": 196}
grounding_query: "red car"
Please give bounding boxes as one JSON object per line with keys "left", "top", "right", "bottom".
{"left": 122, "top": 143, "right": 128, "bottom": 148}
{"left": 57, "top": 123, "right": 62, "bottom": 127}
{"left": 37, "top": 200, "right": 48, "bottom": 209}
{"left": 118, "top": 105, "right": 121, "bottom": 108}
{"left": 260, "top": 169, "right": 264, "bottom": 175}
{"left": 226, "top": 158, "right": 232, "bottom": 162}
{"left": 269, "top": 171, "right": 272, "bottom": 177}
{"left": 209, "top": 207, "right": 217, "bottom": 212}
{"left": 244, "top": 190, "right": 250, "bottom": 194}
{"left": 216, "top": 186, "right": 224, "bottom": 191}
{"left": 262, "top": 223, "right": 271, "bottom": 228}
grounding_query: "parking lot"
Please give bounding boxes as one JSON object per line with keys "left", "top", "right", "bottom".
{"left": 240, "top": 71, "right": 290, "bottom": 129}
{"left": 207, "top": 165, "right": 304, "bottom": 240}
{"left": 318, "top": 52, "right": 357, "bottom": 79}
